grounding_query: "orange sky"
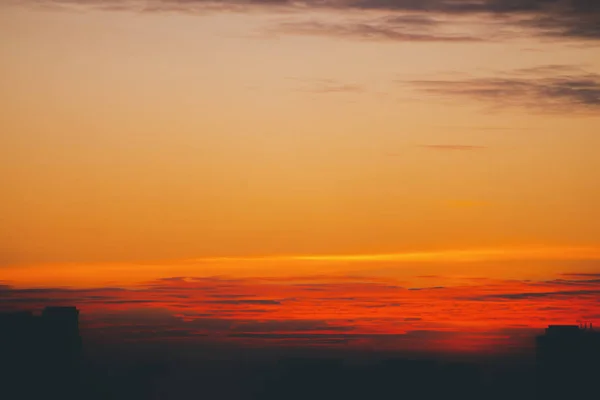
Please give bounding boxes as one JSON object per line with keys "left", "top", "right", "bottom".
{"left": 1, "top": 0, "right": 599, "bottom": 353}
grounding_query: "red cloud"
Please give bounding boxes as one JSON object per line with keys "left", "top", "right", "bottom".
{"left": 1, "top": 274, "right": 598, "bottom": 355}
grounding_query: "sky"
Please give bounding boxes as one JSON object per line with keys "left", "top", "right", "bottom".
{"left": 1, "top": 0, "right": 600, "bottom": 355}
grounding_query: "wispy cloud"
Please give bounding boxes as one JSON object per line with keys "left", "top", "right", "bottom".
{"left": 287, "top": 78, "right": 366, "bottom": 94}
{"left": 562, "top": 273, "right": 600, "bottom": 278}
{"left": 408, "top": 65, "right": 600, "bottom": 113}
{"left": 1, "top": 272, "right": 599, "bottom": 352}
{"left": 469, "top": 289, "right": 600, "bottom": 301}
{"left": 11, "top": 0, "right": 600, "bottom": 42}
{"left": 272, "top": 18, "right": 483, "bottom": 43}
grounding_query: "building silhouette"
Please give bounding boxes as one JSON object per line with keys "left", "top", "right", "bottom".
{"left": 254, "top": 356, "right": 484, "bottom": 400}
{"left": 0, "top": 306, "right": 82, "bottom": 400}
{"left": 536, "top": 324, "right": 600, "bottom": 400}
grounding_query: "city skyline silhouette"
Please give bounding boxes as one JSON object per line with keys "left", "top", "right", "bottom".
{"left": 1, "top": 306, "right": 599, "bottom": 399}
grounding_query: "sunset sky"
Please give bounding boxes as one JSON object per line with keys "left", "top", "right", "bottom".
{"left": 1, "top": 0, "right": 600, "bottom": 354}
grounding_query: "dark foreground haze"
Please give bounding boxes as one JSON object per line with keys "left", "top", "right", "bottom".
{"left": 1, "top": 307, "right": 599, "bottom": 400}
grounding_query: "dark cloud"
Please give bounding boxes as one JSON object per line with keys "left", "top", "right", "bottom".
{"left": 513, "top": 64, "right": 588, "bottom": 75}
{"left": 408, "top": 66, "right": 600, "bottom": 113}
{"left": 102, "top": 299, "right": 161, "bottom": 304}
{"left": 0, "top": 285, "right": 131, "bottom": 311}
{"left": 545, "top": 278, "right": 600, "bottom": 286}
{"left": 561, "top": 273, "right": 600, "bottom": 278}
{"left": 347, "top": 0, "right": 600, "bottom": 41}
{"left": 14, "top": 0, "right": 600, "bottom": 41}
{"left": 520, "top": 10, "right": 600, "bottom": 41}
{"left": 469, "top": 289, "right": 600, "bottom": 301}
{"left": 408, "top": 286, "right": 446, "bottom": 290}
{"left": 0, "top": 286, "right": 124, "bottom": 294}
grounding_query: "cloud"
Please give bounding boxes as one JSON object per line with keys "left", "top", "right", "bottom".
{"left": 518, "top": 5, "right": 600, "bottom": 41}
{"left": 289, "top": 78, "right": 366, "bottom": 94}
{"left": 546, "top": 278, "right": 600, "bottom": 286}
{"left": 469, "top": 289, "right": 600, "bottom": 301}
{"left": 347, "top": 0, "right": 600, "bottom": 41}
{"left": 408, "top": 65, "right": 600, "bottom": 113}
{"left": 273, "top": 18, "right": 482, "bottom": 42}
{"left": 310, "top": 83, "right": 366, "bottom": 94}
{"left": 1, "top": 272, "right": 599, "bottom": 352}
{"left": 561, "top": 273, "right": 600, "bottom": 278}
{"left": 12, "top": 0, "right": 600, "bottom": 42}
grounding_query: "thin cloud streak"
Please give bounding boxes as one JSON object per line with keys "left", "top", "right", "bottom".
{"left": 188, "top": 246, "right": 600, "bottom": 263}
{"left": 273, "top": 19, "right": 483, "bottom": 42}
{"left": 408, "top": 66, "right": 600, "bottom": 113}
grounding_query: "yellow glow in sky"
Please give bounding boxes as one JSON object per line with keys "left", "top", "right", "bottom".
{"left": 1, "top": 3, "right": 599, "bottom": 283}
